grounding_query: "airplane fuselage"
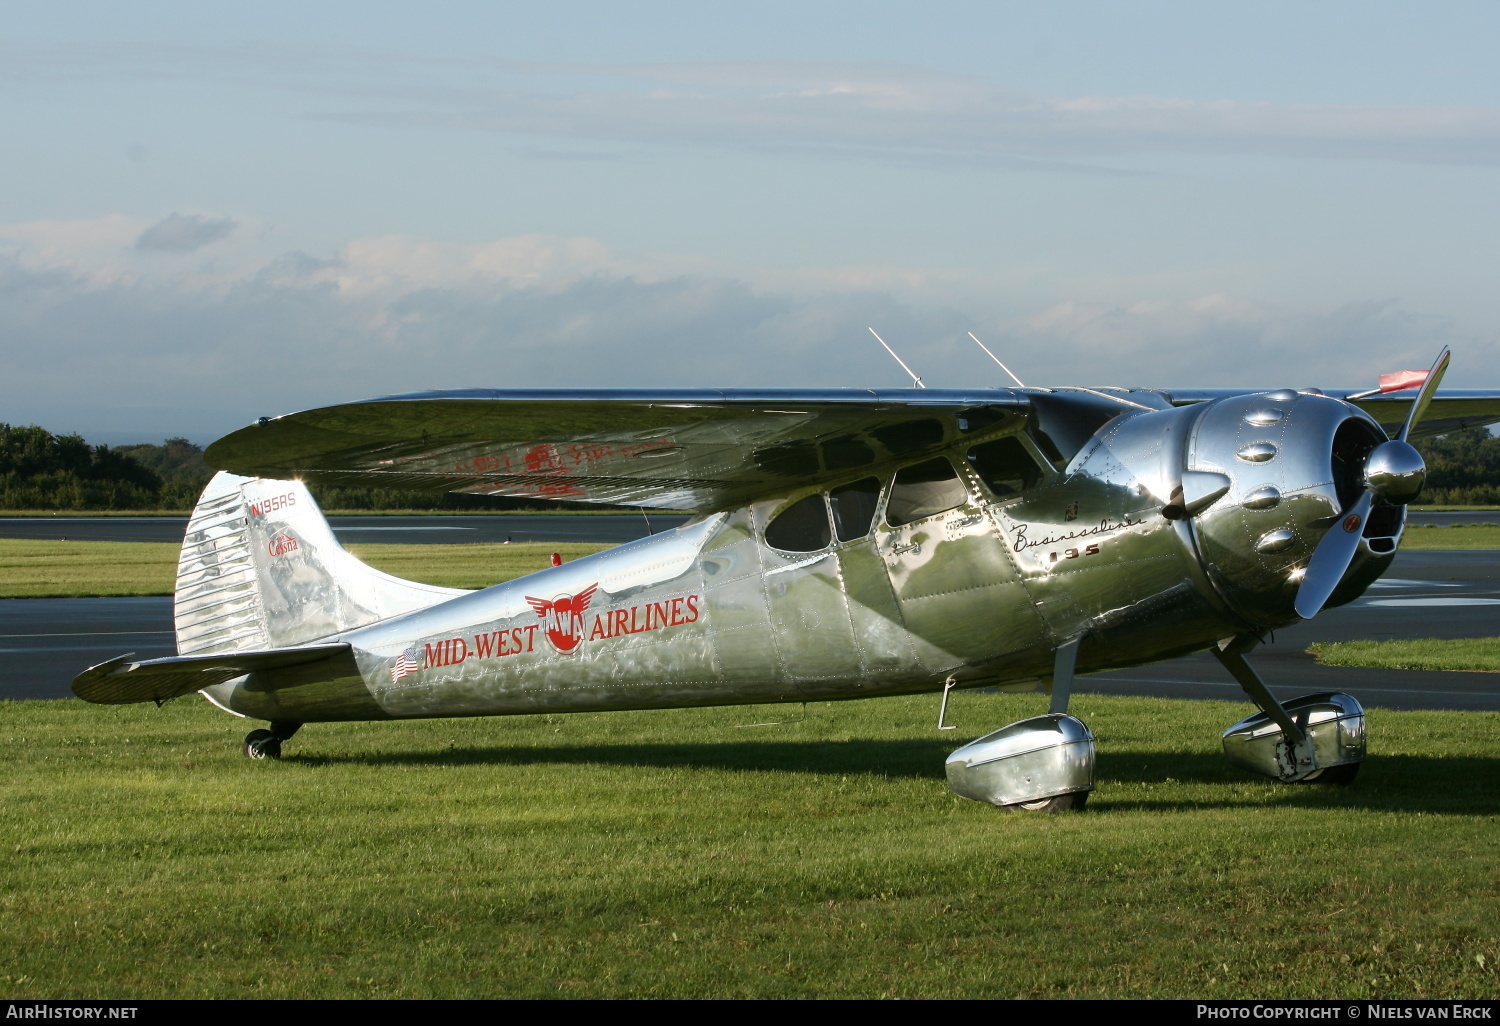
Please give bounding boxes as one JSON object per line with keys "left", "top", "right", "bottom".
{"left": 204, "top": 407, "right": 1250, "bottom": 724}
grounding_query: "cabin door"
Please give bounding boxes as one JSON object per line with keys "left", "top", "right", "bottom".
{"left": 878, "top": 456, "right": 1047, "bottom": 677}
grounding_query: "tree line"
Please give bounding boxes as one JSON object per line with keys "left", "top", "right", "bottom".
{"left": 1, "top": 420, "right": 1497, "bottom": 511}
{"left": 0, "top": 424, "right": 593, "bottom": 512}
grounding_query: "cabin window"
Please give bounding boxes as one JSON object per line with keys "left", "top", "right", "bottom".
{"left": 966, "top": 436, "right": 1044, "bottom": 497}
{"left": 829, "top": 477, "right": 881, "bottom": 542}
{"left": 886, "top": 458, "right": 968, "bottom": 527}
{"left": 765, "top": 494, "right": 832, "bottom": 552}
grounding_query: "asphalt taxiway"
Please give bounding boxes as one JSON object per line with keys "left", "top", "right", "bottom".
{"left": 0, "top": 514, "right": 693, "bottom": 545}
{"left": 1081, "top": 549, "right": 1500, "bottom": 712}
{"left": 2, "top": 546, "right": 1496, "bottom": 709}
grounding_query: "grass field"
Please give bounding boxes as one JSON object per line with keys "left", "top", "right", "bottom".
{"left": 1311, "top": 638, "right": 1500, "bottom": 673}
{"left": 0, "top": 693, "right": 1496, "bottom": 999}
{"left": 1410, "top": 506, "right": 1500, "bottom": 512}
{"left": 1400, "top": 525, "right": 1500, "bottom": 549}
{"left": 0, "top": 540, "right": 612, "bottom": 597}
{"left": 1, "top": 526, "right": 1498, "bottom": 599}
{"left": 348, "top": 542, "right": 613, "bottom": 591}
{"left": 0, "top": 540, "right": 182, "bottom": 597}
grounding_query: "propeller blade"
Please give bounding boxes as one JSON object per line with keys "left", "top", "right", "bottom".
{"left": 1294, "top": 489, "right": 1374, "bottom": 620}
{"left": 1297, "top": 347, "right": 1451, "bottom": 619}
{"left": 1394, "top": 347, "right": 1450, "bottom": 443}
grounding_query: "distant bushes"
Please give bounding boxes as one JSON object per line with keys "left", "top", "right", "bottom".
{"left": 0, "top": 424, "right": 164, "bottom": 510}
{"left": 2, "top": 420, "right": 1497, "bottom": 511}
{"left": 1415, "top": 428, "right": 1500, "bottom": 505}
{"left": 0, "top": 424, "right": 612, "bottom": 512}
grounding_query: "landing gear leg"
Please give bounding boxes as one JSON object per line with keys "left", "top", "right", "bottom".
{"left": 242, "top": 720, "right": 302, "bottom": 760}
{"left": 1213, "top": 637, "right": 1315, "bottom": 782}
{"left": 1020, "top": 635, "right": 1091, "bottom": 811}
{"left": 1048, "top": 634, "right": 1081, "bottom": 716}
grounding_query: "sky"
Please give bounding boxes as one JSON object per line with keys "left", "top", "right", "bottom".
{"left": 2, "top": 1, "right": 1498, "bottom": 444}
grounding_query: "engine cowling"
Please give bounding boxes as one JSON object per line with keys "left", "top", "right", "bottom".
{"left": 1184, "top": 390, "right": 1401, "bottom": 628}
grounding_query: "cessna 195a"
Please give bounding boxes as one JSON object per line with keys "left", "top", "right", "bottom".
{"left": 73, "top": 346, "right": 1500, "bottom": 810}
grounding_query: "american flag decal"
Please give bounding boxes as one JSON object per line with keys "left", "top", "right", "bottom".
{"left": 390, "top": 645, "right": 421, "bottom": 684}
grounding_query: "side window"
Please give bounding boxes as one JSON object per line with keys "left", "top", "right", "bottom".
{"left": 886, "top": 458, "right": 968, "bottom": 527}
{"left": 829, "top": 477, "right": 880, "bottom": 542}
{"left": 967, "top": 436, "right": 1044, "bottom": 498}
{"left": 765, "top": 494, "right": 832, "bottom": 552}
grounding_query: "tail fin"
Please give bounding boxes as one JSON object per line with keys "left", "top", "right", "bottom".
{"left": 175, "top": 472, "right": 466, "bottom": 655}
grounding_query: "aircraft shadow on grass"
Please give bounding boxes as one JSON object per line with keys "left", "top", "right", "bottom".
{"left": 302, "top": 740, "right": 1500, "bottom": 816}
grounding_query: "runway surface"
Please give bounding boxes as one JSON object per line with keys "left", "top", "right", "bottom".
{"left": 1408, "top": 510, "right": 1500, "bottom": 526}
{"left": 1077, "top": 549, "right": 1500, "bottom": 711}
{"left": 0, "top": 514, "right": 692, "bottom": 545}
{"left": 3, "top": 550, "right": 1497, "bottom": 710}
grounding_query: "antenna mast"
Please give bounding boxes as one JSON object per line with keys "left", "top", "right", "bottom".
{"left": 868, "top": 327, "right": 926, "bottom": 389}
{"left": 967, "top": 331, "right": 1025, "bottom": 388}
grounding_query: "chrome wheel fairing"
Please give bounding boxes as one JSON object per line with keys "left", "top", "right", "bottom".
{"left": 946, "top": 714, "right": 1095, "bottom": 807}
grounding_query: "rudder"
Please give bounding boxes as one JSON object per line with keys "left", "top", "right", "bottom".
{"left": 175, "top": 473, "right": 466, "bottom": 655}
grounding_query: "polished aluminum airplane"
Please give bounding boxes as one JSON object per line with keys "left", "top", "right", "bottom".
{"left": 73, "top": 347, "right": 1500, "bottom": 810}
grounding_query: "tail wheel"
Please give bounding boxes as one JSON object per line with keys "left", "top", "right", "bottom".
{"left": 1003, "top": 791, "right": 1089, "bottom": 813}
{"left": 243, "top": 729, "right": 282, "bottom": 760}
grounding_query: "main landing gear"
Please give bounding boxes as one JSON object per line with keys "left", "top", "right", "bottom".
{"left": 242, "top": 720, "right": 302, "bottom": 760}
{"left": 945, "top": 636, "right": 1097, "bottom": 813}
{"left": 943, "top": 633, "right": 1366, "bottom": 811}
{"left": 1214, "top": 637, "right": 1365, "bottom": 785}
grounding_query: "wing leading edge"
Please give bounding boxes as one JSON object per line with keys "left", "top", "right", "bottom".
{"left": 1163, "top": 388, "right": 1500, "bottom": 439}
{"left": 205, "top": 388, "right": 1032, "bottom": 511}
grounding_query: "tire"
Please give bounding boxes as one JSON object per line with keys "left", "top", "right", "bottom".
{"left": 1298, "top": 762, "right": 1360, "bottom": 786}
{"left": 243, "top": 729, "right": 281, "bottom": 760}
{"left": 1003, "top": 791, "right": 1089, "bottom": 813}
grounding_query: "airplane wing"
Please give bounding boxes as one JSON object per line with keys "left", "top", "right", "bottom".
{"left": 205, "top": 388, "right": 1031, "bottom": 511}
{"left": 205, "top": 384, "right": 1500, "bottom": 512}
{"left": 1164, "top": 389, "right": 1500, "bottom": 439}
{"left": 72, "top": 644, "right": 352, "bottom": 705}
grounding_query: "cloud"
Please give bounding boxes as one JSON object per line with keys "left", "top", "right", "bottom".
{"left": 992, "top": 294, "right": 1481, "bottom": 389}
{"left": 0, "top": 243, "right": 907, "bottom": 439}
{"left": 1, "top": 224, "right": 1492, "bottom": 444}
{"left": 10, "top": 45, "right": 1500, "bottom": 167}
{"left": 135, "top": 213, "right": 238, "bottom": 253}
{"left": 313, "top": 58, "right": 1500, "bottom": 167}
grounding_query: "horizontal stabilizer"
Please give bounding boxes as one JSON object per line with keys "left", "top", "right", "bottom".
{"left": 72, "top": 643, "right": 351, "bottom": 706}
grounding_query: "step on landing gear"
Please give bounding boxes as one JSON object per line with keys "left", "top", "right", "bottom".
{"left": 1214, "top": 637, "right": 1365, "bottom": 785}
{"left": 946, "top": 636, "right": 1096, "bottom": 812}
{"left": 242, "top": 720, "right": 302, "bottom": 760}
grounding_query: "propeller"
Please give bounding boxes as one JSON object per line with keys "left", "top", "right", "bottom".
{"left": 1293, "top": 347, "right": 1450, "bottom": 620}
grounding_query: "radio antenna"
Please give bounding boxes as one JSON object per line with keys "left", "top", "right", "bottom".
{"left": 868, "top": 327, "right": 925, "bottom": 389}
{"left": 967, "top": 331, "right": 1025, "bottom": 388}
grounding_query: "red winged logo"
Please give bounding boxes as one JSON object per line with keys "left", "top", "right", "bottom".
{"left": 525, "top": 583, "right": 599, "bottom": 654}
